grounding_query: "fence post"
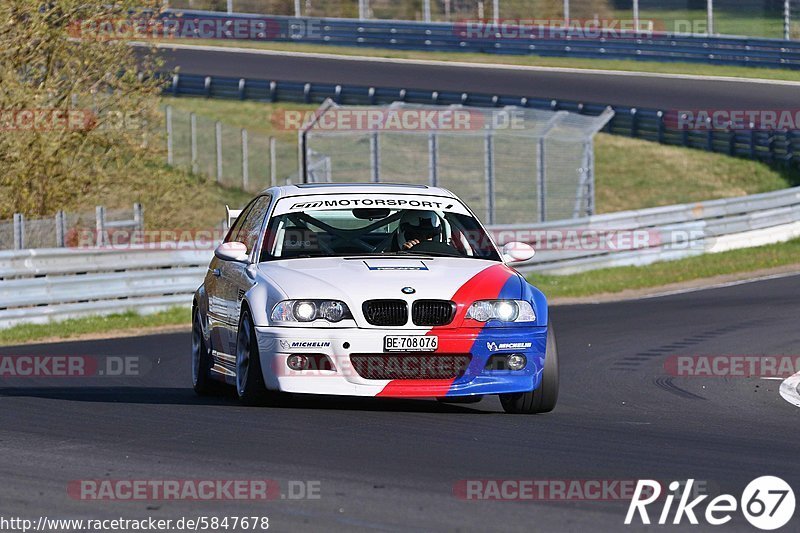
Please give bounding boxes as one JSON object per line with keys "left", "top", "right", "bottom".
{"left": 95, "top": 206, "right": 106, "bottom": 247}
{"left": 633, "top": 0, "right": 639, "bottom": 32}
{"left": 423, "top": 0, "right": 431, "bottom": 22}
{"left": 428, "top": 133, "right": 438, "bottom": 187}
{"left": 165, "top": 105, "right": 173, "bottom": 165}
{"left": 370, "top": 132, "right": 381, "bottom": 182}
{"left": 484, "top": 132, "right": 495, "bottom": 225}
{"left": 537, "top": 138, "right": 546, "bottom": 223}
{"left": 294, "top": 0, "right": 300, "bottom": 17}
{"left": 215, "top": 121, "right": 223, "bottom": 183}
{"left": 227, "top": 0, "right": 233, "bottom": 14}
{"left": 359, "top": 0, "right": 368, "bottom": 20}
{"left": 13, "top": 213, "right": 24, "bottom": 250}
{"left": 563, "top": 0, "right": 569, "bottom": 24}
{"left": 785, "top": 0, "right": 791, "bottom": 40}
{"left": 270, "top": 136, "right": 277, "bottom": 187}
{"left": 492, "top": 0, "right": 499, "bottom": 23}
{"left": 133, "top": 203, "right": 144, "bottom": 231}
{"left": 55, "top": 211, "right": 66, "bottom": 247}
{"left": 707, "top": 0, "right": 714, "bottom": 35}
{"left": 241, "top": 128, "right": 249, "bottom": 190}
{"left": 190, "top": 112, "right": 198, "bottom": 175}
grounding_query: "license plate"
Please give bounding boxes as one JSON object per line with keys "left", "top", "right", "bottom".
{"left": 384, "top": 335, "right": 438, "bottom": 352}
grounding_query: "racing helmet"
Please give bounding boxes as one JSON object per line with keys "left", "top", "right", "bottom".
{"left": 397, "top": 210, "right": 442, "bottom": 246}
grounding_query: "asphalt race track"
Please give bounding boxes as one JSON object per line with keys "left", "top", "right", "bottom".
{"left": 1, "top": 273, "right": 797, "bottom": 532}
{"left": 157, "top": 45, "right": 800, "bottom": 109}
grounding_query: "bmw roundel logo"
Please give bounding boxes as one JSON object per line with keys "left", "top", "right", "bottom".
{"left": 401, "top": 287, "right": 416, "bottom": 295}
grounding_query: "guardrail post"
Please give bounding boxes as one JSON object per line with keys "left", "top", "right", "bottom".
{"left": 171, "top": 73, "right": 179, "bottom": 97}
{"left": 215, "top": 121, "right": 223, "bottom": 183}
{"left": 190, "top": 112, "right": 198, "bottom": 175}
{"left": 95, "top": 206, "right": 106, "bottom": 247}
{"left": 55, "top": 210, "right": 66, "bottom": 248}
{"left": 133, "top": 203, "right": 144, "bottom": 232}
{"left": 656, "top": 111, "right": 665, "bottom": 143}
{"left": 165, "top": 105, "right": 173, "bottom": 165}
{"left": 484, "top": 131, "right": 495, "bottom": 225}
{"left": 707, "top": 129, "right": 714, "bottom": 152}
{"left": 630, "top": 108, "right": 638, "bottom": 137}
{"left": 13, "top": 213, "right": 24, "bottom": 250}
{"left": 370, "top": 132, "right": 381, "bottom": 182}
{"left": 270, "top": 136, "right": 277, "bottom": 187}
{"left": 241, "top": 128, "right": 249, "bottom": 190}
{"left": 428, "top": 133, "right": 438, "bottom": 187}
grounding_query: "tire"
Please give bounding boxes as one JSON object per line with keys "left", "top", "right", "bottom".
{"left": 500, "top": 321, "right": 559, "bottom": 414}
{"left": 235, "top": 308, "right": 269, "bottom": 405}
{"left": 191, "top": 308, "right": 217, "bottom": 395}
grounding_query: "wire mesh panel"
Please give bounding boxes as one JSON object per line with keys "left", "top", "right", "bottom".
{"left": 302, "top": 101, "right": 613, "bottom": 224}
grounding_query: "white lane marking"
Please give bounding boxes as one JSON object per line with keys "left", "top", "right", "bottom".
{"left": 779, "top": 371, "right": 800, "bottom": 408}
{"left": 138, "top": 41, "right": 800, "bottom": 87}
{"left": 760, "top": 377, "right": 785, "bottom": 381}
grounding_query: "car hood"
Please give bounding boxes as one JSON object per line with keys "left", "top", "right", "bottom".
{"left": 258, "top": 256, "right": 522, "bottom": 327}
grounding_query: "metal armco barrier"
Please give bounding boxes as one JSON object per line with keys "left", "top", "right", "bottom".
{"left": 162, "top": 9, "right": 800, "bottom": 70}
{"left": 2, "top": 187, "right": 799, "bottom": 328}
{"left": 164, "top": 73, "right": 800, "bottom": 167}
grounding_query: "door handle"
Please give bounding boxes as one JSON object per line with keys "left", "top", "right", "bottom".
{"left": 211, "top": 268, "right": 221, "bottom": 277}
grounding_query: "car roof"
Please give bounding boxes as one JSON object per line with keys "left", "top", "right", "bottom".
{"left": 261, "top": 183, "right": 459, "bottom": 200}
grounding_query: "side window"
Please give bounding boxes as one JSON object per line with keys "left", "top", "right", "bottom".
{"left": 235, "top": 195, "right": 272, "bottom": 255}
{"left": 223, "top": 201, "right": 254, "bottom": 244}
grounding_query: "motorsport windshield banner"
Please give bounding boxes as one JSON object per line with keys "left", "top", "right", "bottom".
{"left": 274, "top": 194, "right": 472, "bottom": 216}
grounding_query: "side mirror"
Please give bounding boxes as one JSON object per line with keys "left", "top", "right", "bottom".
{"left": 215, "top": 241, "right": 249, "bottom": 262}
{"left": 502, "top": 242, "right": 535, "bottom": 264}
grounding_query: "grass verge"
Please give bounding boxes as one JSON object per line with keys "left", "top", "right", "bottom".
{"left": 0, "top": 307, "right": 190, "bottom": 347}
{"left": 530, "top": 238, "right": 800, "bottom": 299}
{"left": 163, "top": 39, "right": 800, "bottom": 83}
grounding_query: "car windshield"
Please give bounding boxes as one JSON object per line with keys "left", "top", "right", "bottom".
{"left": 261, "top": 199, "right": 501, "bottom": 261}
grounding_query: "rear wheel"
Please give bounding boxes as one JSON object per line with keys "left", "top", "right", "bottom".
{"left": 500, "top": 321, "right": 559, "bottom": 414}
{"left": 191, "top": 308, "right": 216, "bottom": 395}
{"left": 235, "top": 308, "right": 269, "bottom": 405}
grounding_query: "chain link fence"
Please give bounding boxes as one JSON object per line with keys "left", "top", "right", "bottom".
{"left": 165, "top": 105, "right": 298, "bottom": 191}
{"left": 299, "top": 100, "right": 613, "bottom": 225}
{"left": 166, "top": 0, "right": 800, "bottom": 39}
{"left": 0, "top": 205, "right": 143, "bottom": 251}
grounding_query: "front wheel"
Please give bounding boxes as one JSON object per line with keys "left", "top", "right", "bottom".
{"left": 235, "top": 308, "right": 269, "bottom": 405}
{"left": 499, "top": 321, "right": 559, "bottom": 414}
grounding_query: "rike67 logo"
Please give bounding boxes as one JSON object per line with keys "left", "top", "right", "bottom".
{"left": 626, "top": 477, "right": 795, "bottom": 530}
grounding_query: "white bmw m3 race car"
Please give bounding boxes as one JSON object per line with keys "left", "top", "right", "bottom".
{"left": 192, "top": 184, "right": 558, "bottom": 414}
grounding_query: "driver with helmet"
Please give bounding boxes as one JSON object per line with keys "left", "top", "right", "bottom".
{"left": 392, "top": 210, "right": 455, "bottom": 255}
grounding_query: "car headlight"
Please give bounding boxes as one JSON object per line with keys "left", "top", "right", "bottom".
{"left": 465, "top": 300, "right": 535, "bottom": 323}
{"left": 271, "top": 300, "right": 353, "bottom": 323}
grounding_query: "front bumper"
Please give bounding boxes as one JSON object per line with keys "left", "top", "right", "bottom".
{"left": 255, "top": 326, "right": 547, "bottom": 398}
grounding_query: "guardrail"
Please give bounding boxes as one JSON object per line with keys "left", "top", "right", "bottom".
{"left": 496, "top": 186, "right": 800, "bottom": 274}
{"left": 165, "top": 73, "right": 800, "bottom": 167}
{"left": 0, "top": 247, "right": 209, "bottom": 329}
{"left": 162, "top": 9, "right": 800, "bottom": 70}
{"left": 2, "top": 187, "right": 798, "bottom": 328}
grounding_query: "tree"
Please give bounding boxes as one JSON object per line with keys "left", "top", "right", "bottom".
{"left": 0, "top": 0, "right": 165, "bottom": 217}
